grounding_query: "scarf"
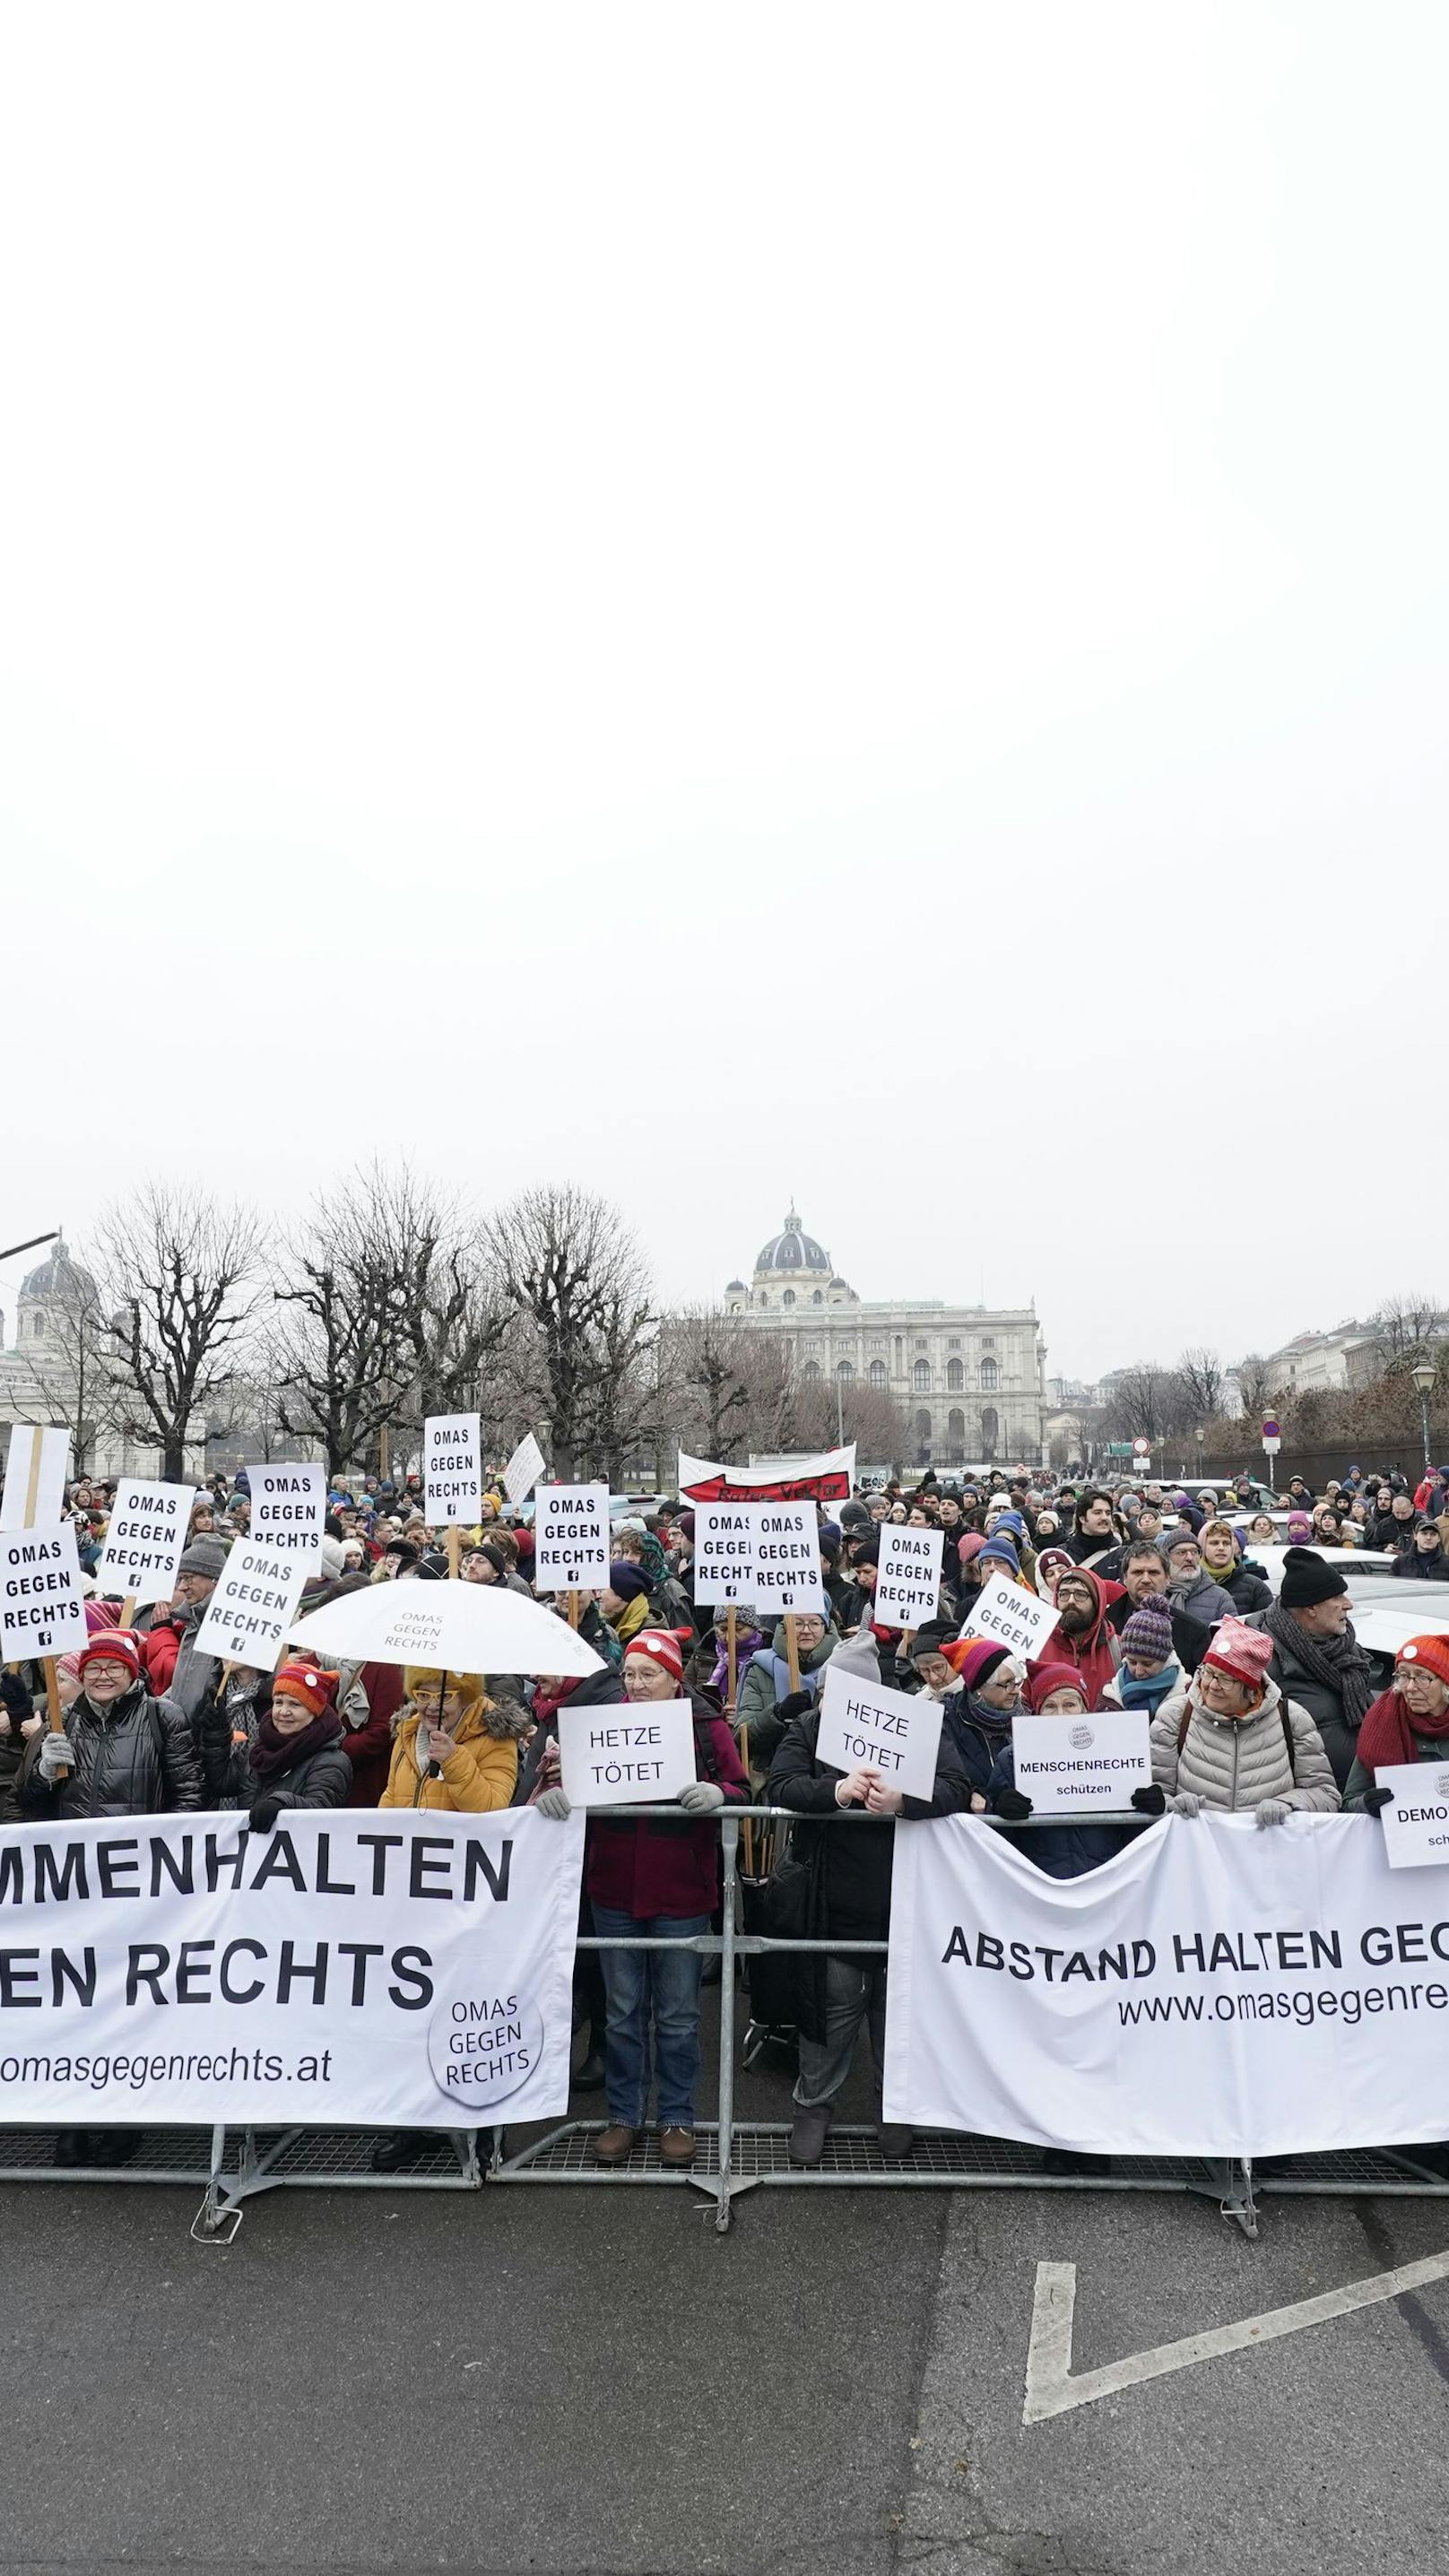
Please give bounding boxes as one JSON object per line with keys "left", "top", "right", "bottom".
{"left": 709, "top": 1629, "right": 763, "bottom": 1697}
{"left": 1117, "top": 1661, "right": 1180, "bottom": 1716}
{"left": 638, "top": 1532, "right": 672, "bottom": 1590}
{"left": 609, "top": 1591, "right": 650, "bottom": 1647}
{"left": 1262, "top": 1599, "right": 1374, "bottom": 1729}
{"left": 248, "top": 1706, "right": 343, "bottom": 1778}
{"left": 1358, "top": 1686, "right": 1449, "bottom": 1770}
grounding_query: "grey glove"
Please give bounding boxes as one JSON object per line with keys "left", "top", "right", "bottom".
{"left": 534, "top": 1785, "right": 572, "bottom": 1821}
{"left": 678, "top": 1780, "right": 724, "bottom": 1815}
{"left": 1254, "top": 1798, "right": 1290, "bottom": 1829}
{"left": 38, "top": 1730, "right": 74, "bottom": 1778}
{"left": 1167, "top": 1790, "right": 1201, "bottom": 1818}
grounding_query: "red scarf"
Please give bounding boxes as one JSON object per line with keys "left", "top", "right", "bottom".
{"left": 1357, "top": 1685, "right": 1449, "bottom": 1771}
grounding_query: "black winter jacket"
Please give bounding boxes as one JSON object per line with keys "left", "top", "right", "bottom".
{"left": 766, "top": 1705, "right": 971, "bottom": 1940}
{"left": 213, "top": 1733, "right": 352, "bottom": 1810}
{"left": 18, "top": 1683, "right": 202, "bottom": 1820}
{"left": 1219, "top": 1560, "right": 1273, "bottom": 1614}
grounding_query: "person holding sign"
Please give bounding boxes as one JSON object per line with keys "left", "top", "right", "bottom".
{"left": 1148, "top": 1619, "right": 1340, "bottom": 1821}
{"left": 766, "top": 1637, "right": 973, "bottom": 2168}
{"left": 735, "top": 1610, "right": 837, "bottom": 1776}
{"left": 989, "top": 1665, "right": 1163, "bottom": 1878}
{"left": 1344, "top": 1636, "right": 1449, "bottom": 1813}
{"left": 380, "top": 1667, "right": 528, "bottom": 1812}
{"left": 139, "top": 1535, "right": 230, "bottom": 1728}
{"left": 534, "top": 1628, "right": 748, "bottom": 2170}
{"left": 18, "top": 1630, "right": 201, "bottom": 1821}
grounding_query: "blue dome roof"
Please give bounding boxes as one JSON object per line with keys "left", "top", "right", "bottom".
{"left": 754, "top": 1207, "right": 831, "bottom": 1276}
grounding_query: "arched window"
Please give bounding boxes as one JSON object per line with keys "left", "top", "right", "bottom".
{"left": 914, "top": 1409, "right": 932, "bottom": 1439}
{"left": 811, "top": 1288, "right": 824, "bottom": 1305}
{"left": 947, "top": 1408, "right": 966, "bottom": 1464}
{"left": 32, "top": 1312, "right": 44, "bottom": 1339}
{"left": 978, "top": 1357, "right": 999, "bottom": 1392}
{"left": 980, "top": 1406, "right": 999, "bottom": 1456}
{"left": 803, "top": 1360, "right": 821, "bottom": 1380}
{"left": 912, "top": 1359, "right": 930, "bottom": 1392}
{"left": 946, "top": 1357, "right": 964, "bottom": 1391}
{"left": 782, "top": 1289, "right": 795, "bottom": 1307}
{"left": 836, "top": 1359, "right": 854, "bottom": 1381}
{"left": 868, "top": 1358, "right": 887, "bottom": 1388}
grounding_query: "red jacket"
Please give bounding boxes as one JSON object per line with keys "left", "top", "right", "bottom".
{"left": 342, "top": 1661, "right": 403, "bottom": 1806}
{"left": 1029, "top": 1569, "right": 1124, "bottom": 1709}
{"left": 141, "top": 1618, "right": 186, "bottom": 1694}
{"left": 585, "top": 1703, "right": 748, "bottom": 1921}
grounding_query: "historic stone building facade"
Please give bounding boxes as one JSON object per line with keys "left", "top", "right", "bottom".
{"left": 723, "top": 1209, "right": 1047, "bottom": 1467}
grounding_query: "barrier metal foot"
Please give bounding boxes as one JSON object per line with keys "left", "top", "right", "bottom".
{"left": 1221, "top": 2159, "right": 1259, "bottom": 2238}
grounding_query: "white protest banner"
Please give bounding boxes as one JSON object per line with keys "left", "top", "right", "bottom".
{"left": 1011, "top": 1709, "right": 1152, "bottom": 1814}
{"left": 533, "top": 1484, "right": 611, "bottom": 1593}
{"left": 875, "top": 1524, "right": 944, "bottom": 1632}
{"left": 816, "top": 1662, "right": 944, "bottom": 1805}
{"left": 1, "top": 1426, "right": 70, "bottom": 1531}
{"left": 557, "top": 1700, "right": 698, "bottom": 1808}
{"left": 961, "top": 1571, "right": 1061, "bottom": 1663}
{"left": 502, "top": 1431, "right": 546, "bottom": 1509}
{"left": 424, "top": 1413, "right": 483, "bottom": 1524}
{"left": 1374, "top": 1762, "right": 1449, "bottom": 1870}
{"left": 692, "top": 1500, "right": 764, "bottom": 1607}
{"left": 752, "top": 1503, "right": 826, "bottom": 1618}
{"left": 883, "top": 1812, "right": 1449, "bottom": 2156}
{"left": 0, "top": 1523, "right": 87, "bottom": 1661}
{"left": 94, "top": 1479, "right": 195, "bottom": 1609}
{"left": 195, "top": 1541, "right": 308, "bottom": 1672}
{"left": 247, "top": 1461, "right": 325, "bottom": 1563}
{"left": 0, "top": 1808, "right": 585, "bottom": 2127}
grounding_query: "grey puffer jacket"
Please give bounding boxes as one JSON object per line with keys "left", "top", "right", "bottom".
{"left": 1150, "top": 1674, "right": 1339, "bottom": 1813}
{"left": 1167, "top": 1570, "right": 1238, "bottom": 1630}
{"left": 18, "top": 1683, "right": 204, "bottom": 1820}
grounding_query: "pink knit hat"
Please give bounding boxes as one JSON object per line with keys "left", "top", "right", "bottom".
{"left": 1202, "top": 1618, "right": 1274, "bottom": 1690}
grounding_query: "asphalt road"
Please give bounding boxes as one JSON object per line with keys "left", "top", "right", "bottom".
{"left": 4, "top": 2135, "right": 1449, "bottom": 2576}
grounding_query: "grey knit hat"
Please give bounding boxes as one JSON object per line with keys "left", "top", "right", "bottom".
{"left": 178, "top": 1536, "right": 229, "bottom": 1580}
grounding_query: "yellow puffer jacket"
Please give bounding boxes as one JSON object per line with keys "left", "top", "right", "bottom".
{"left": 380, "top": 1696, "right": 520, "bottom": 1813}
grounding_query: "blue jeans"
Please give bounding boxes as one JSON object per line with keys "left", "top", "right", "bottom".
{"left": 591, "top": 1907, "right": 708, "bottom": 2129}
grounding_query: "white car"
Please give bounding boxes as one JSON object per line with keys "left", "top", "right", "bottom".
{"left": 1348, "top": 1595, "right": 1449, "bottom": 1684}
{"left": 1247, "top": 1546, "right": 1397, "bottom": 1595}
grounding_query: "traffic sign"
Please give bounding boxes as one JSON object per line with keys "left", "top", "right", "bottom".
{"left": 1262, "top": 1414, "right": 1281, "bottom": 1460}
{"left": 1132, "top": 1439, "right": 1150, "bottom": 1456}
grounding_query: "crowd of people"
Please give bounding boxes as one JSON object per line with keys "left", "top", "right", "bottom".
{"left": 5, "top": 1452, "right": 1449, "bottom": 2174}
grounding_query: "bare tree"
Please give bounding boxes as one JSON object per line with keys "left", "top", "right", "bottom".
{"left": 484, "top": 1187, "right": 655, "bottom": 1479}
{"left": 1099, "top": 1363, "right": 1193, "bottom": 1447}
{"left": 1235, "top": 1352, "right": 1278, "bottom": 1419}
{"left": 1176, "top": 1348, "right": 1226, "bottom": 1425}
{"left": 1367, "top": 1291, "right": 1445, "bottom": 1375}
{"left": 96, "top": 1189, "right": 262, "bottom": 1479}
{"left": 665, "top": 1307, "right": 759, "bottom": 1461}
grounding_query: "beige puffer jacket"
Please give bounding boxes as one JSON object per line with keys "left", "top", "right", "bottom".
{"left": 1149, "top": 1673, "right": 1340, "bottom": 1812}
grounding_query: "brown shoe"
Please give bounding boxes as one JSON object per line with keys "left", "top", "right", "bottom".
{"left": 593, "top": 2124, "right": 638, "bottom": 2165}
{"left": 658, "top": 2127, "right": 697, "bottom": 2166}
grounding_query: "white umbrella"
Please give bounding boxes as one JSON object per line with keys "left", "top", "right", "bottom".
{"left": 285, "top": 1579, "right": 604, "bottom": 1676}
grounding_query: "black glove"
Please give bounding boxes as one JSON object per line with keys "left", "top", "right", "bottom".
{"left": 0, "top": 1672, "right": 30, "bottom": 1730}
{"left": 1363, "top": 1784, "right": 1393, "bottom": 1816}
{"left": 1132, "top": 1782, "right": 1167, "bottom": 1815}
{"left": 776, "top": 1689, "right": 813, "bottom": 1723}
{"left": 995, "top": 1788, "right": 1034, "bottom": 1820}
{"left": 248, "top": 1792, "right": 283, "bottom": 1834}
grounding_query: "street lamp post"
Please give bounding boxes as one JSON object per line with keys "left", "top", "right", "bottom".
{"left": 1412, "top": 1363, "right": 1436, "bottom": 1474}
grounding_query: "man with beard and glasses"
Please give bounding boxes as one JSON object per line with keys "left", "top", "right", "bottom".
{"left": 1104, "top": 1541, "right": 1215, "bottom": 1677}
{"left": 1031, "top": 1566, "right": 1123, "bottom": 1706}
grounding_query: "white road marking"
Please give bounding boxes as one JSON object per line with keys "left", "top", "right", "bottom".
{"left": 1023, "top": 2247, "right": 1449, "bottom": 2424}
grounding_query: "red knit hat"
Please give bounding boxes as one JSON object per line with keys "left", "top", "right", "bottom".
{"left": 1022, "top": 1662, "right": 1089, "bottom": 1713}
{"left": 1397, "top": 1635, "right": 1449, "bottom": 1691}
{"left": 78, "top": 1629, "right": 142, "bottom": 1683}
{"left": 1202, "top": 1618, "right": 1275, "bottom": 1691}
{"left": 623, "top": 1629, "right": 686, "bottom": 1683}
{"left": 273, "top": 1661, "right": 339, "bottom": 1713}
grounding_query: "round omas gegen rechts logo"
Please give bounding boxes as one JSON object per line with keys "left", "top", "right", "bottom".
{"left": 1069, "top": 1724, "right": 1095, "bottom": 1751}
{"left": 428, "top": 1973, "right": 543, "bottom": 2112}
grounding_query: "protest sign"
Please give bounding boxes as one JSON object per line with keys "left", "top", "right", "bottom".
{"left": 692, "top": 1500, "right": 764, "bottom": 1607}
{"left": 0, "top": 1523, "right": 87, "bottom": 1660}
{"left": 424, "top": 1414, "right": 483, "bottom": 1524}
{"left": 502, "top": 1431, "right": 546, "bottom": 1509}
{"left": 94, "top": 1479, "right": 194, "bottom": 1609}
{"left": 679, "top": 1444, "right": 855, "bottom": 1504}
{"left": 0, "top": 1808, "right": 584, "bottom": 2128}
{"left": 816, "top": 1663, "right": 944, "bottom": 1804}
{"left": 557, "top": 1700, "right": 698, "bottom": 1808}
{"left": 883, "top": 1812, "right": 1449, "bottom": 2156}
{"left": 1374, "top": 1763, "right": 1449, "bottom": 1870}
{"left": 247, "top": 1461, "right": 325, "bottom": 1563}
{"left": 1011, "top": 1709, "right": 1152, "bottom": 1814}
{"left": 533, "top": 1484, "right": 611, "bottom": 1593}
{"left": 1, "top": 1426, "right": 70, "bottom": 1531}
{"left": 752, "top": 1503, "right": 826, "bottom": 1617}
{"left": 962, "top": 1571, "right": 1061, "bottom": 1663}
{"left": 874, "top": 1524, "right": 943, "bottom": 1632}
{"left": 195, "top": 1541, "right": 309, "bottom": 1672}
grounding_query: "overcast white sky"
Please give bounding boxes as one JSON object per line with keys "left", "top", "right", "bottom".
{"left": 2, "top": 1, "right": 1445, "bottom": 1380}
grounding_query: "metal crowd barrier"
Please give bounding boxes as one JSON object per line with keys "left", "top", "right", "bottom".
{"left": 3, "top": 1806, "right": 1449, "bottom": 2240}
